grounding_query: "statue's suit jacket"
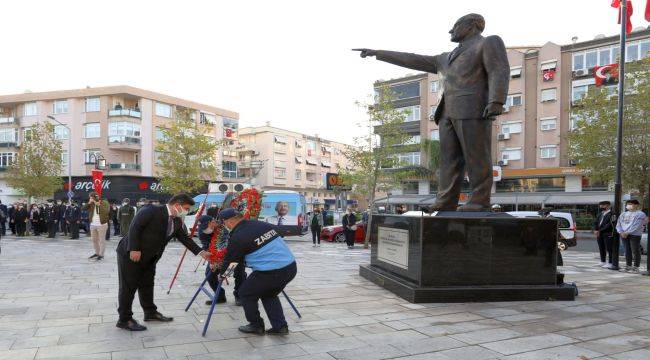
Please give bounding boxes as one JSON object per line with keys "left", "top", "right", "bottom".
{"left": 375, "top": 34, "right": 510, "bottom": 123}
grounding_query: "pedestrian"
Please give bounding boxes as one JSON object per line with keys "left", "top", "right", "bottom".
{"left": 106, "top": 202, "right": 117, "bottom": 241}
{"left": 616, "top": 199, "right": 648, "bottom": 273}
{"left": 83, "top": 192, "right": 110, "bottom": 261}
{"left": 342, "top": 207, "right": 357, "bottom": 249}
{"left": 111, "top": 203, "right": 120, "bottom": 236}
{"left": 206, "top": 203, "right": 219, "bottom": 218}
{"left": 29, "top": 204, "right": 41, "bottom": 236}
{"left": 594, "top": 201, "right": 615, "bottom": 268}
{"left": 198, "top": 215, "right": 227, "bottom": 304}
{"left": 46, "top": 203, "right": 58, "bottom": 238}
{"left": 119, "top": 198, "right": 135, "bottom": 236}
{"left": 218, "top": 208, "right": 297, "bottom": 335}
{"left": 136, "top": 198, "right": 147, "bottom": 213}
{"left": 115, "top": 193, "right": 210, "bottom": 331}
{"left": 310, "top": 208, "right": 323, "bottom": 247}
{"left": 0, "top": 200, "right": 7, "bottom": 236}
{"left": 8, "top": 204, "right": 16, "bottom": 235}
{"left": 57, "top": 200, "right": 67, "bottom": 235}
{"left": 14, "top": 203, "right": 28, "bottom": 236}
{"left": 66, "top": 201, "right": 81, "bottom": 239}
{"left": 80, "top": 202, "right": 90, "bottom": 234}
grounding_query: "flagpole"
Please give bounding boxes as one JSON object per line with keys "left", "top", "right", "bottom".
{"left": 611, "top": 0, "right": 627, "bottom": 271}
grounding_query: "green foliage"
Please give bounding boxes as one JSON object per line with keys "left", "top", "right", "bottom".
{"left": 156, "top": 108, "right": 220, "bottom": 195}
{"left": 566, "top": 57, "right": 650, "bottom": 208}
{"left": 7, "top": 122, "right": 63, "bottom": 203}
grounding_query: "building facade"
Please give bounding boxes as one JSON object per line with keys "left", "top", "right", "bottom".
{"left": 0, "top": 85, "right": 240, "bottom": 203}
{"left": 374, "top": 28, "right": 650, "bottom": 212}
{"left": 237, "top": 125, "right": 356, "bottom": 210}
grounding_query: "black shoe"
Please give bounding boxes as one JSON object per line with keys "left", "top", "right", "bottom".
{"left": 266, "top": 325, "right": 289, "bottom": 335}
{"left": 144, "top": 312, "right": 174, "bottom": 322}
{"left": 116, "top": 319, "right": 147, "bottom": 331}
{"left": 89, "top": 254, "right": 98, "bottom": 259}
{"left": 238, "top": 323, "right": 264, "bottom": 335}
{"left": 96, "top": 256, "right": 104, "bottom": 261}
{"left": 205, "top": 297, "right": 227, "bottom": 305}
{"left": 235, "top": 298, "right": 242, "bottom": 306}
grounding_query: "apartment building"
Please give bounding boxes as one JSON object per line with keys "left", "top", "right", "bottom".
{"left": 237, "top": 125, "right": 356, "bottom": 210}
{"left": 373, "top": 27, "right": 650, "bottom": 211}
{"left": 0, "top": 86, "right": 239, "bottom": 203}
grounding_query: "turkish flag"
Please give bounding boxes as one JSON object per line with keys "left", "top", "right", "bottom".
{"left": 646, "top": 0, "right": 650, "bottom": 21}
{"left": 594, "top": 63, "right": 620, "bottom": 86}
{"left": 225, "top": 128, "right": 233, "bottom": 137}
{"left": 612, "top": 0, "right": 634, "bottom": 34}
{"left": 91, "top": 170, "right": 104, "bottom": 198}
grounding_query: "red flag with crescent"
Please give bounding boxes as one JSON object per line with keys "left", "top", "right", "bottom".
{"left": 594, "top": 63, "right": 620, "bottom": 87}
{"left": 91, "top": 170, "right": 104, "bottom": 198}
{"left": 612, "top": 0, "right": 634, "bottom": 34}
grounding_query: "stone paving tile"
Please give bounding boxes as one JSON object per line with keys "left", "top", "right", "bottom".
{"left": 500, "top": 344, "right": 603, "bottom": 360}
{"left": 328, "top": 344, "right": 407, "bottom": 360}
{"left": 481, "top": 334, "right": 577, "bottom": 355}
{"left": 390, "top": 336, "right": 467, "bottom": 355}
{"left": 575, "top": 334, "right": 650, "bottom": 355}
{"left": 610, "top": 348, "right": 650, "bottom": 359}
{"left": 111, "top": 347, "right": 167, "bottom": 360}
{"left": 164, "top": 342, "right": 209, "bottom": 358}
{"left": 0, "top": 348, "right": 38, "bottom": 360}
{"left": 202, "top": 338, "right": 253, "bottom": 352}
{"left": 296, "top": 337, "right": 367, "bottom": 354}
{"left": 559, "top": 323, "right": 637, "bottom": 341}
{"left": 189, "top": 343, "right": 307, "bottom": 359}
{"left": 435, "top": 345, "right": 502, "bottom": 359}
{"left": 449, "top": 327, "right": 522, "bottom": 345}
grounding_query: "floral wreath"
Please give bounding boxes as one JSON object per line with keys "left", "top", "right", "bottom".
{"left": 208, "top": 188, "right": 263, "bottom": 267}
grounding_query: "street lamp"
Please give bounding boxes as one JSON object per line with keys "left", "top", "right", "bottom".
{"left": 88, "top": 153, "right": 107, "bottom": 170}
{"left": 47, "top": 115, "right": 72, "bottom": 204}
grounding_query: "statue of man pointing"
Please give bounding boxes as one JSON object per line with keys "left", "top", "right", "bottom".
{"left": 354, "top": 13, "right": 510, "bottom": 211}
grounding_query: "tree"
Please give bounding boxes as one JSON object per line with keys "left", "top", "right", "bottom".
{"left": 156, "top": 108, "right": 220, "bottom": 194}
{"left": 7, "top": 122, "right": 63, "bottom": 204}
{"left": 566, "top": 57, "right": 650, "bottom": 208}
{"left": 341, "top": 86, "right": 427, "bottom": 248}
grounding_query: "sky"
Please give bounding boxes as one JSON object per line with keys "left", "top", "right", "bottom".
{"left": 1, "top": 0, "right": 648, "bottom": 145}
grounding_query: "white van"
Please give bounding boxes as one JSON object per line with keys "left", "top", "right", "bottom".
{"left": 507, "top": 211, "right": 577, "bottom": 251}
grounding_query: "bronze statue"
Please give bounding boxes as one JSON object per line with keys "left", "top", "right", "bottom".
{"left": 354, "top": 13, "right": 509, "bottom": 212}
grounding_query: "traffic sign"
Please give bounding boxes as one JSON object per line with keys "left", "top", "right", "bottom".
{"left": 67, "top": 190, "right": 75, "bottom": 198}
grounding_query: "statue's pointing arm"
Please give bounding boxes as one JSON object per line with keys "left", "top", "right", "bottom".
{"left": 375, "top": 50, "right": 440, "bottom": 74}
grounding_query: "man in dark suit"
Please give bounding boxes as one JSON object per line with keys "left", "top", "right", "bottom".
{"left": 594, "top": 201, "right": 615, "bottom": 268}
{"left": 115, "top": 193, "right": 210, "bottom": 331}
{"left": 0, "top": 201, "right": 7, "bottom": 236}
{"left": 66, "top": 202, "right": 81, "bottom": 239}
{"left": 354, "top": 13, "right": 510, "bottom": 211}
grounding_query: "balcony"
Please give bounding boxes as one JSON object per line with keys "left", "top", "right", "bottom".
{"left": 108, "top": 163, "right": 141, "bottom": 171}
{"left": 108, "top": 109, "right": 141, "bottom": 119}
{"left": 107, "top": 136, "right": 141, "bottom": 151}
{"left": 0, "top": 141, "right": 18, "bottom": 148}
{"left": 0, "top": 117, "right": 18, "bottom": 125}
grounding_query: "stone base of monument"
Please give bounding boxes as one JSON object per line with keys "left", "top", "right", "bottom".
{"left": 359, "top": 213, "right": 576, "bottom": 303}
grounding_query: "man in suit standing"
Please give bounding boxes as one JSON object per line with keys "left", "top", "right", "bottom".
{"left": 354, "top": 13, "right": 510, "bottom": 211}
{"left": 0, "top": 200, "right": 7, "bottom": 236}
{"left": 66, "top": 201, "right": 81, "bottom": 239}
{"left": 115, "top": 193, "right": 211, "bottom": 331}
{"left": 594, "top": 201, "right": 615, "bottom": 268}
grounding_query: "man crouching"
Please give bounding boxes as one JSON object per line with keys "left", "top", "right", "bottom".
{"left": 218, "top": 208, "right": 297, "bottom": 335}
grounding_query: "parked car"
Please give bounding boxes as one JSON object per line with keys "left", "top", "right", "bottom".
{"left": 321, "top": 223, "right": 366, "bottom": 243}
{"left": 507, "top": 211, "right": 578, "bottom": 251}
{"left": 640, "top": 224, "right": 648, "bottom": 255}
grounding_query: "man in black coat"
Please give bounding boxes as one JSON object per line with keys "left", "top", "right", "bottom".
{"left": 0, "top": 200, "right": 7, "bottom": 236}
{"left": 594, "top": 201, "right": 615, "bottom": 268}
{"left": 8, "top": 204, "right": 16, "bottom": 235}
{"left": 14, "top": 204, "right": 28, "bottom": 236}
{"left": 354, "top": 13, "right": 510, "bottom": 211}
{"left": 46, "top": 203, "right": 58, "bottom": 238}
{"left": 115, "top": 193, "right": 210, "bottom": 331}
{"left": 66, "top": 202, "right": 81, "bottom": 239}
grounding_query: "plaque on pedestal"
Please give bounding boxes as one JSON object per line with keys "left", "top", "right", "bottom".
{"left": 359, "top": 213, "right": 576, "bottom": 303}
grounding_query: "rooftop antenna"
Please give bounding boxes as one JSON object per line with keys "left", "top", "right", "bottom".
{"left": 571, "top": 36, "right": 578, "bottom": 44}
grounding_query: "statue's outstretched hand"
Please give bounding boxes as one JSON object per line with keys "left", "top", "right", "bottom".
{"left": 352, "top": 48, "right": 377, "bottom": 58}
{"left": 483, "top": 102, "right": 504, "bottom": 120}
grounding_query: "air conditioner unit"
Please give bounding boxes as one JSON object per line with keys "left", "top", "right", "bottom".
{"left": 497, "top": 133, "right": 510, "bottom": 141}
{"left": 208, "top": 182, "right": 251, "bottom": 193}
{"left": 498, "top": 160, "right": 508, "bottom": 166}
{"left": 502, "top": 106, "right": 510, "bottom": 113}
{"left": 568, "top": 159, "right": 578, "bottom": 166}
{"left": 573, "top": 69, "right": 589, "bottom": 77}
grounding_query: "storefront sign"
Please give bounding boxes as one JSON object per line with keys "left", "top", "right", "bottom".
{"left": 325, "top": 172, "right": 351, "bottom": 191}
{"left": 377, "top": 226, "right": 409, "bottom": 270}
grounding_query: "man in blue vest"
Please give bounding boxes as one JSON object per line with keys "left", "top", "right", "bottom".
{"left": 218, "top": 208, "right": 297, "bottom": 335}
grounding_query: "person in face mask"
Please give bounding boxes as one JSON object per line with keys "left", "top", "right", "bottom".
{"left": 119, "top": 198, "right": 135, "bottom": 237}
{"left": 616, "top": 199, "right": 648, "bottom": 273}
{"left": 198, "top": 215, "right": 228, "bottom": 305}
{"left": 115, "top": 193, "right": 211, "bottom": 331}
{"left": 593, "top": 201, "right": 615, "bottom": 268}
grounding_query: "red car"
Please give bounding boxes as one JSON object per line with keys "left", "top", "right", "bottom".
{"left": 320, "top": 223, "right": 366, "bottom": 243}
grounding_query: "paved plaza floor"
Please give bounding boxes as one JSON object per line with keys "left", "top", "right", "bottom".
{"left": 1, "top": 234, "right": 650, "bottom": 360}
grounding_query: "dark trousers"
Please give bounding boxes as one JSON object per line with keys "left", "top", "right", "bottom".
{"left": 9, "top": 221, "right": 15, "bottom": 234}
{"left": 1, "top": 220, "right": 5, "bottom": 235}
{"left": 59, "top": 219, "right": 67, "bottom": 235}
{"left": 47, "top": 222, "right": 57, "bottom": 238}
{"left": 117, "top": 252, "right": 158, "bottom": 322}
{"left": 311, "top": 226, "right": 321, "bottom": 244}
{"left": 239, "top": 262, "right": 297, "bottom": 330}
{"left": 596, "top": 232, "right": 614, "bottom": 263}
{"left": 105, "top": 222, "right": 111, "bottom": 240}
{"left": 622, "top": 235, "right": 642, "bottom": 267}
{"left": 206, "top": 262, "right": 247, "bottom": 299}
{"left": 345, "top": 229, "right": 354, "bottom": 247}
{"left": 436, "top": 117, "right": 492, "bottom": 209}
{"left": 31, "top": 220, "right": 40, "bottom": 235}
{"left": 69, "top": 222, "right": 79, "bottom": 239}
{"left": 113, "top": 221, "right": 120, "bottom": 236}
{"left": 16, "top": 222, "right": 26, "bottom": 236}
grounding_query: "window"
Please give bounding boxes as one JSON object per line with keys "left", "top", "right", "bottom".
{"left": 390, "top": 81, "right": 420, "bottom": 99}
{"left": 506, "top": 94, "right": 522, "bottom": 108}
{"left": 430, "top": 129, "right": 439, "bottom": 141}
{"left": 540, "top": 60, "right": 557, "bottom": 71}
{"left": 53, "top": 100, "right": 69, "bottom": 114}
{"left": 0, "top": 152, "right": 15, "bottom": 167}
{"left": 274, "top": 159, "right": 287, "bottom": 168}
{"left": 222, "top": 161, "right": 237, "bottom": 178}
{"left": 496, "top": 177, "right": 565, "bottom": 192}
{"left": 502, "top": 148, "right": 522, "bottom": 161}
{"left": 83, "top": 149, "right": 101, "bottom": 164}
{"left": 641, "top": 41, "right": 650, "bottom": 59}
{"left": 430, "top": 80, "right": 440, "bottom": 92}
{"left": 84, "top": 123, "right": 100, "bottom": 138}
{"left": 24, "top": 102, "right": 37, "bottom": 116}
{"left": 626, "top": 43, "right": 639, "bottom": 62}
{"left": 510, "top": 66, "right": 522, "bottom": 78}
{"left": 395, "top": 152, "right": 420, "bottom": 167}
{"left": 321, "top": 161, "right": 331, "bottom": 168}
{"left": 109, "top": 122, "right": 140, "bottom": 137}
{"left": 54, "top": 125, "right": 69, "bottom": 140}
{"left": 200, "top": 113, "right": 217, "bottom": 125}
{"left": 540, "top": 117, "right": 557, "bottom": 131}
{"left": 429, "top": 105, "right": 437, "bottom": 118}
{"left": 402, "top": 182, "right": 419, "bottom": 195}
{"left": 306, "top": 141, "right": 317, "bottom": 156}
{"left": 404, "top": 135, "right": 420, "bottom": 145}
{"left": 0, "top": 129, "right": 17, "bottom": 143}
{"left": 85, "top": 98, "right": 100, "bottom": 112}
{"left": 585, "top": 51, "right": 598, "bottom": 69}
{"left": 155, "top": 127, "right": 168, "bottom": 141}
{"left": 501, "top": 122, "right": 522, "bottom": 134}
{"left": 572, "top": 85, "right": 589, "bottom": 103}
{"left": 573, "top": 53, "right": 584, "bottom": 71}
{"left": 274, "top": 168, "right": 286, "bottom": 179}
{"left": 155, "top": 102, "right": 172, "bottom": 117}
{"left": 541, "top": 88, "right": 557, "bottom": 102}
{"left": 274, "top": 136, "right": 287, "bottom": 144}
{"left": 306, "top": 172, "right": 316, "bottom": 182}
{"left": 23, "top": 127, "right": 33, "bottom": 141}
{"left": 295, "top": 170, "right": 301, "bottom": 180}
{"left": 154, "top": 151, "right": 163, "bottom": 165}
{"left": 306, "top": 158, "right": 317, "bottom": 166}
{"left": 295, "top": 140, "right": 302, "bottom": 148}
{"left": 599, "top": 48, "right": 611, "bottom": 65}
{"left": 61, "top": 150, "right": 68, "bottom": 168}
{"left": 223, "top": 117, "right": 238, "bottom": 129}
{"left": 540, "top": 145, "right": 557, "bottom": 159}
{"left": 398, "top": 105, "right": 420, "bottom": 122}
